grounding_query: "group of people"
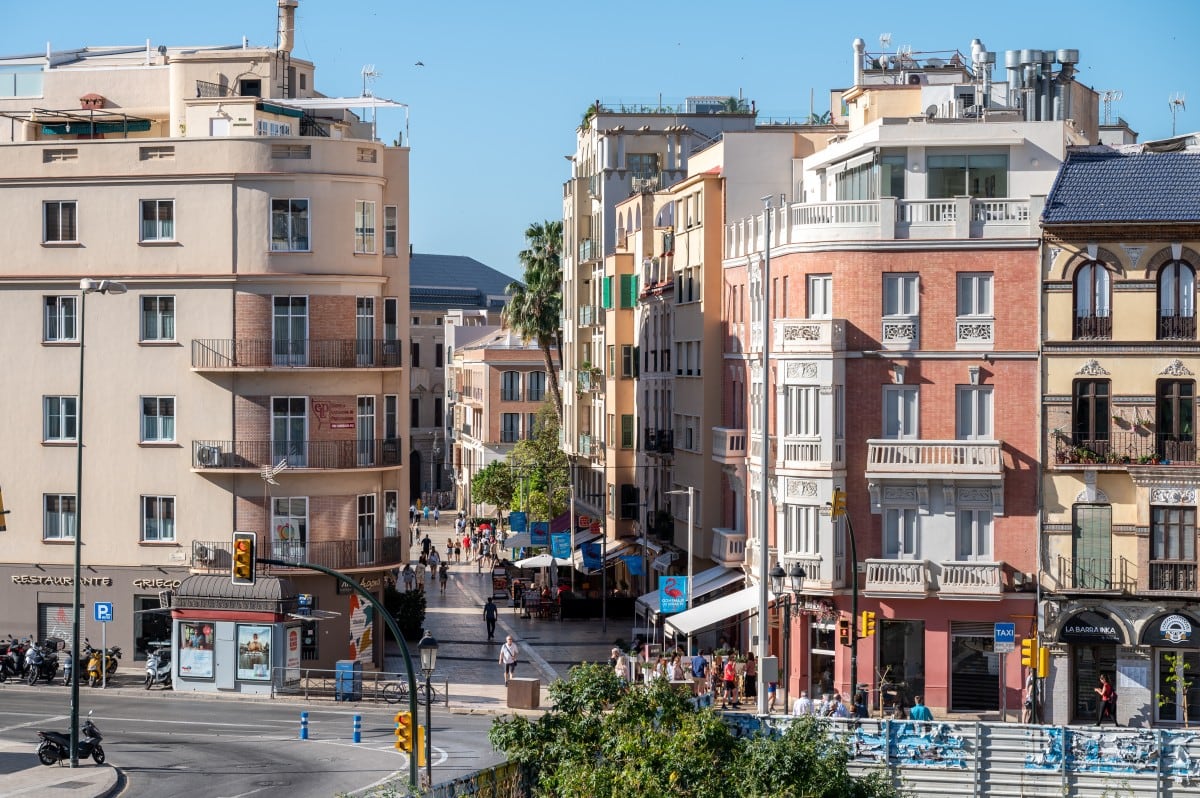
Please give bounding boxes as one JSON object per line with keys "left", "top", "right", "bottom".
{"left": 609, "top": 647, "right": 761, "bottom": 710}
{"left": 400, "top": 534, "right": 451, "bottom": 594}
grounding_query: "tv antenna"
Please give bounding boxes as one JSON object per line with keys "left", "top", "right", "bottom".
{"left": 879, "top": 33, "right": 892, "bottom": 50}
{"left": 1099, "top": 89, "right": 1122, "bottom": 126}
{"left": 1169, "top": 92, "right": 1187, "bottom": 136}
{"left": 361, "top": 64, "right": 382, "bottom": 98}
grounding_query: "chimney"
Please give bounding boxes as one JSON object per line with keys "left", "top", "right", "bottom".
{"left": 277, "top": 0, "right": 298, "bottom": 54}
{"left": 852, "top": 38, "right": 865, "bottom": 88}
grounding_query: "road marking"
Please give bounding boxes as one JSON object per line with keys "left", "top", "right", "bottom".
{"left": 0, "top": 715, "right": 66, "bottom": 734}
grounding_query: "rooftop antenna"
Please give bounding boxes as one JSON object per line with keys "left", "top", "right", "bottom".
{"left": 361, "top": 65, "right": 383, "bottom": 140}
{"left": 1099, "top": 89, "right": 1123, "bottom": 126}
{"left": 1169, "top": 92, "right": 1187, "bottom": 136}
{"left": 879, "top": 32, "right": 892, "bottom": 50}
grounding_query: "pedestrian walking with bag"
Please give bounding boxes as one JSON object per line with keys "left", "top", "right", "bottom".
{"left": 499, "top": 636, "right": 519, "bottom": 683}
{"left": 1094, "top": 674, "right": 1118, "bottom": 726}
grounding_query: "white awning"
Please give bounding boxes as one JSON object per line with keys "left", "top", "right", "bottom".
{"left": 636, "top": 565, "right": 744, "bottom": 615}
{"left": 664, "top": 586, "right": 773, "bottom": 637}
{"left": 572, "top": 541, "right": 632, "bottom": 573}
{"left": 503, "top": 533, "right": 532, "bottom": 550}
{"left": 270, "top": 96, "right": 409, "bottom": 110}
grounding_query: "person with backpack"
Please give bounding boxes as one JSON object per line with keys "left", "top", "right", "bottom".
{"left": 1094, "top": 673, "right": 1118, "bottom": 726}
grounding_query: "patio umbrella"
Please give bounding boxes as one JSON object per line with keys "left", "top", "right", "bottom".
{"left": 514, "top": 553, "right": 558, "bottom": 569}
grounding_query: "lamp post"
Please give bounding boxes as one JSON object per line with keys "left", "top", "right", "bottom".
{"left": 431, "top": 438, "right": 442, "bottom": 499}
{"left": 71, "top": 278, "right": 126, "bottom": 767}
{"left": 418, "top": 629, "right": 439, "bottom": 787}
{"left": 769, "top": 561, "right": 806, "bottom": 712}
{"left": 756, "top": 196, "right": 775, "bottom": 715}
{"left": 666, "top": 486, "right": 695, "bottom": 655}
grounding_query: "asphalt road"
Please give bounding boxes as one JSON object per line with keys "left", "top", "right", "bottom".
{"left": 0, "top": 686, "right": 503, "bottom": 797}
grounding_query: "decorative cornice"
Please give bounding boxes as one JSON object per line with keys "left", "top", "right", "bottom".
{"left": 1076, "top": 359, "right": 1110, "bottom": 376}
{"left": 1160, "top": 359, "right": 1194, "bottom": 376}
{"left": 1045, "top": 344, "right": 1200, "bottom": 354}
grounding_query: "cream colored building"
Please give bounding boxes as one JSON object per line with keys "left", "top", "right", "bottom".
{"left": 0, "top": 2, "right": 410, "bottom": 672}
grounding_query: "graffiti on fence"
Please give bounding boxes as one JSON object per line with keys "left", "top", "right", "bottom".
{"left": 1024, "top": 727, "right": 1200, "bottom": 777}
{"left": 1165, "top": 730, "right": 1200, "bottom": 786}
{"left": 846, "top": 721, "right": 966, "bottom": 768}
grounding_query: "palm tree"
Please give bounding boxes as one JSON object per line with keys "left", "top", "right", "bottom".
{"left": 503, "top": 220, "right": 564, "bottom": 422}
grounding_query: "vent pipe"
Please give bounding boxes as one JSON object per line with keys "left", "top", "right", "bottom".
{"left": 1005, "top": 50, "right": 1021, "bottom": 111}
{"left": 1039, "top": 50, "right": 1053, "bottom": 122}
{"left": 853, "top": 38, "right": 865, "bottom": 88}
{"left": 277, "top": 0, "right": 298, "bottom": 55}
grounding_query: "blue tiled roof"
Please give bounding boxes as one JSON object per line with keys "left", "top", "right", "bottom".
{"left": 409, "top": 253, "right": 519, "bottom": 311}
{"left": 1042, "top": 150, "right": 1200, "bottom": 225}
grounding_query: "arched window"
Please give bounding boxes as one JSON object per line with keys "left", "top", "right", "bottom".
{"left": 1158, "top": 260, "right": 1196, "bottom": 340}
{"left": 1073, "top": 261, "right": 1111, "bottom": 339}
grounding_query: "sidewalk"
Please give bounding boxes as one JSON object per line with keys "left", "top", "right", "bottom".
{"left": 0, "top": 740, "right": 119, "bottom": 798}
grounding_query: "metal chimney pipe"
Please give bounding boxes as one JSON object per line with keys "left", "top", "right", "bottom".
{"left": 1005, "top": 50, "right": 1022, "bottom": 111}
{"left": 277, "top": 0, "right": 298, "bottom": 54}
{"left": 853, "top": 38, "right": 865, "bottom": 88}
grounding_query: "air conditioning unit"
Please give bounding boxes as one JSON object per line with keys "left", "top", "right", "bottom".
{"left": 197, "top": 445, "right": 222, "bottom": 467}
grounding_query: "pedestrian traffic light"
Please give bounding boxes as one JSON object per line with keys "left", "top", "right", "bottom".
{"left": 1020, "top": 637, "right": 1034, "bottom": 668}
{"left": 394, "top": 711, "right": 413, "bottom": 752}
{"left": 830, "top": 489, "right": 847, "bottom": 519}
{"left": 861, "top": 610, "right": 876, "bottom": 638}
{"left": 1037, "top": 645, "right": 1050, "bottom": 679}
{"left": 838, "top": 617, "right": 852, "bottom": 647}
{"left": 232, "top": 531, "right": 256, "bottom": 586}
{"left": 417, "top": 725, "right": 426, "bottom": 767}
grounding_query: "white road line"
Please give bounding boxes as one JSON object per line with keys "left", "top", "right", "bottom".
{"left": 456, "top": 575, "right": 558, "bottom": 683}
{"left": 0, "top": 715, "right": 66, "bottom": 734}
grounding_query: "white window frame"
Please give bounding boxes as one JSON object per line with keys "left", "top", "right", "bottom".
{"left": 44, "top": 296, "right": 78, "bottom": 342}
{"left": 955, "top": 385, "right": 994, "bottom": 440}
{"left": 784, "top": 504, "right": 819, "bottom": 557}
{"left": 883, "top": 273, "right": 919, "bottom": 316}
{"left": 273, "top": 496, "right": 309, "bottom": 558}
{"left": 141, "top": 495, "right": 176, "bottom": 542}
{"left": 808, "top": 274, "right": 832, "bottom": 319}
{"left": 44, "top": 494, "right": 77, "bottom": 541}
{"left": 43, "top": 396, "right": 78, "bottom": 442}
{"left": 43, "top": 200, "right": 77, "bottom": 243}
{"left": 883, "top": 507, "right": 919, "bottom": 559}
{"left": 139, "top": 199, "right": 175, "bottom": 242}
{"left": 140, "top": 295, "right": 175, "bottom": 342}
{"left": 882, "top": 385, "right": 919, "bottom": 439}
{"left": 956, "top": 508, "right": 993, "bottom": 561}
{"left": 270, "top": 197, "right": 310, "bottom": 252}
{"left": 384, "top": 205, "right": 398, "bottom": 256}
{"left": 956, "top": 272, "right": 993, "bottom": 317}
{"left": 141, "top": 396, "right": 176, "bottom": 442}
{"left": 785, "top": 386, "right": 819, "bottom": 437}
{"left": 354, "top": 200, "right": 376, "bottom": 254}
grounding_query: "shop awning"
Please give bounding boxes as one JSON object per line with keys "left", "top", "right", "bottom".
{"left": 664, "top": 586, "right": 773, "bottom": 637}
{"left": 636, "top": 565, "right": 744, "bottom": 615}
{"left": 503, "top": 532, "right": 532, "bottom": 550}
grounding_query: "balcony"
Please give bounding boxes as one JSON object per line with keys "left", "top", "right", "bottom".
{"left": 579, "top": 238, "right": 598, "bottom": 262}
{"left": 864, "top": 559, "right": 932, "bottom": 598}
{"left": 579, "top": 305, "right": 602, "bottom": 327}
{"left": 956, "top": 317, "right": 994, "bottom": 349}
{"left": 1055, "top": 556, "right": 1136, "bottom": 593}
{"left": 938, "top": 561, "right": 1007, "bottom": 599}
{"left": 1159, "top": 314, "right": 1196, "bottom": 340}
{"left": 645, "top": 429, "right": 674, "bottom": 456}
{"left": 773, "top": 318, "right": 847, "bottom": 353}
{"left": 192, "top": 339, "right": 401, "bottom": 370}
{"left": 791, "top": 554, "right": 836, "bottom": 592}
{"left": 193, "top": 439, "right": 402, "bottom": 471}
{"left": 192, "top": 536, "right": 404, "bottom": 574}
{"left": 1073, "top": 314, "right": 1112, "bottom": 340}
{"left": 710, "top": 527, "right": 746, "bottom": 567}
{"left": 881, "top": 315, "right": 919, "bottom": 349}
{"left": 866, "top": 439, "right": 1002, "bottom": 480}
{"left": 712, "top": 428, "right": 747, "bottom": 463}
{"left": 1053, "top": 432, "right": 1198, "bottom": 467}
{"left": 780, "top": 435, "right": 844, "bottom": 468}
{"left": 1149, "top": 560, "right": 1199, "bottom": 593}
{"left": 578, "top": 434, "right": 600, "bottom": 457}
{"left": 577, "top": 370, "right": 602, "bottom": 394}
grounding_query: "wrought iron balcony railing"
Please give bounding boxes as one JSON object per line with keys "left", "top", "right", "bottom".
{"left": 192, "top": 339, "right": 402, "bottom": 369}
{"left": 192, "top": 536, "right": 404, "bottom": 572}
{"left": 193, "top": 439, "right": 402, "bottom": 470}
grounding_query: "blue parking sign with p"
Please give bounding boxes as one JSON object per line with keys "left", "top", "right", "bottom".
{"left": 94, "top": 602, "right": 113, "bottom": 623}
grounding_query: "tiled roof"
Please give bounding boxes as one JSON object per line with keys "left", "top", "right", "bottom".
{"left": 409, "top": 253, "right": 518, "bottom": 311}
{"left": 1042, "top": 150, "right": 1200, "bottom": 225}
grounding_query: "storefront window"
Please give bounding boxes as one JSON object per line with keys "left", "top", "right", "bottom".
{"left": 1157, "top": 650, "right": 1200, "bottom": 724}
{"left": 810, "top": 625, "right": 835, "bottom": 698}
{"left": 950, "top": 624, "right": 999, "bottom": 711}
{"left": 133, "top": 595, "right": 171, "bottom": 661}
{"left": 879, "top": 619, "right": 924, "bottom": 713}
{"left": 1072, "top": 645, "right": 1117, "bottom": 722}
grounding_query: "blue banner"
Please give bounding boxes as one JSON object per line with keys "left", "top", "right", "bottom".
{"left": 508, "top": 512, "right": 527, "bottom": 533}
{"left": 530, "top": 521, "right": 550, "bottom": 546}
{"left": 550, "top": 533, "right": 571, "bottom": 559}
{"left": 581, "top": 542, "right": 602, "bottom": 572}
{"left": 660, "top": 575, "right": 689, "bottom": 613}
{"left": 621, "top": 555, "right": 643, "bottom": 576}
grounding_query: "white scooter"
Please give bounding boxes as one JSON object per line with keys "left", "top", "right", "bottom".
{"left": 144, "top": 645, "right": 171, "bottom": 689}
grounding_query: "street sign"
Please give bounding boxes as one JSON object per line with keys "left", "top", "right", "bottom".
{"left": 994, "top": 622, "right": 1016, "bottom": 653}
{"left": 94, "top": 601, "right": 114, "bottom": 623}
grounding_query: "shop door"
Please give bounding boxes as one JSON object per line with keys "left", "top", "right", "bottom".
{"left": 38, "top": 602, "right": 83, "bottom": 650}
{"left": 950, "top": 621, "right": 999, "bottom": 711}
{"left": 1072, "top": 645, "right": 1117, "bottom": 722}
{"left": 1156, "top": 649, "right": 1200, "bottom": 724}
{"left": 879, "top": 619, "right": 925, "bottom": 713}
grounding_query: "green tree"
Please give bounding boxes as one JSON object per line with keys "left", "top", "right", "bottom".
{"left": 471, "top": 460, "right": 515, "bottom": 514}
{"left": 736, "top": 716, "right": 897, "bottom": 798}
{"left": 503, "top": 220, "right": 564, "bottom": 423}
{"left": 510, "top": 404, "right": 569, "bottom": 518}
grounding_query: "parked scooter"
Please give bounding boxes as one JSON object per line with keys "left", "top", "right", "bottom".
{"left": 36, "top": 710, "right": 105, "bottom": 765}
{"left": 0, "top": 637, "right": 27, "bottom": 682}
{"left": 25, "top": 640, "right": 61, "bottom": 686}
{"left": 144, "top": 645, "right": 171, "bottom": 689}
{"left": 86, "top": 644, "right": 121, "bottom": 687}
{"left": 62, "top": 641, "right": 94, "bottom": 687}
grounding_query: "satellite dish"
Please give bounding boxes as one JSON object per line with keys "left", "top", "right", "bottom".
{"left": 925, "top": 105, "right": 938, "bottom": 120}
{"left": 927, "top": 57, "right": 944, "bottom": 68}
{"left": 879, "top": 54, "right": 891, "bottom": 69}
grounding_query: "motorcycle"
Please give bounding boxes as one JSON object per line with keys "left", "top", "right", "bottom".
{"left": 86, "top": 644, "right": 121, "bottom": 687}
{"left": 144, "top": 645, "right": 171, "bottom": 689}
{"left": 36, "top": 710, "right": 105, "bottom": 766}
{"left": 25, "top": 640, "right": 61, "bottom": 686}
{"left": 63, "top": 641, "right": 94, "bottom": 687}
{"left": 0, "top": 637, "right": 27, "bottom": 682}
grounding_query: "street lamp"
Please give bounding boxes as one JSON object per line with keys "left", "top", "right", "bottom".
{"left": 71, "top": 278, "right": 126, "bottom": 767}
{"left": 666, "top": 486, "right": 695, "bottom": 655}
{"left": 430, "top": 437, "right": 442, "bottom": 498}
{"left": 769, "top": 561, "right": 806, "bottom": 712}
{"left": 418, "top": 629, "right": 439, "bottom": 787}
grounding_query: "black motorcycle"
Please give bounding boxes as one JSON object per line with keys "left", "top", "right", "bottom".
{"left": 0, "top": 638, "right": 25, "bottom": 682}
{"left": 25, "top": 640, "right": 61, "bottom": 686}
{"left": 37, "top": 712, "right": 105, "bottom": 765}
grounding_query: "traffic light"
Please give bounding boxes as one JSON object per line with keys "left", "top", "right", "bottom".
{"left": 1037, "top": 645, "right": 1050, "bottom": 679}
{"left": 232, "top": 531, "right": 256, "bottom": 585}
{"left": 830, "top": 489, "right": 847, "bottom": 519}
{"left": 838, "top": 617, "right": 852, "bottom": 647}
{"left": 417, "top": 725, "right": 426, "bottom": 767}
{"left": 1020, "top": 637, "right": 1035, "bottom": 668}
{"left": 861, "top": 610, "right": 876, "bottom": 638}
{"left": 394, "top": 711, "right": 413, "bottom": 752}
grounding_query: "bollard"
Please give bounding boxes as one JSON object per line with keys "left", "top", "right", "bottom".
{"left": 299, "top": 711, "right": 309, "bottom": 740}
{"left": 353, "top": 714, "right": 362, "bottom": 744}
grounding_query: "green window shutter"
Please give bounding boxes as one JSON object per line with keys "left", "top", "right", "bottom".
{"left": 620, "top": 274, "right": 638, "bottom": 308}
{"left": 621, "top": 414, "right": 634, "bottom": 448}
{"left": 602, "top": 276, "right": 613, "bottom": 309}
{"left": 633, "top": 345, "right": 640, "bottom": 377}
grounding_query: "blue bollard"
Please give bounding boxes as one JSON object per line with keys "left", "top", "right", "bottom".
{"left": 353, "top": 714, "right": 362, "bottom": 744}
{"left": 299, "top": 711, "right": 309, "bottom": 740}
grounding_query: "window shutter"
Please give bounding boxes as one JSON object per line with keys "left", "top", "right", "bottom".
{"left": 602, "top": 276, "right": 613, "bottom": 309}
{"left": 620, "top": 275, "right": 638, "bottom": 308}
{"left": 621, "top": 414, "right": 634, "bottom": 448}
{"left": 633, "top": 346, "right": 640, "bottom": 377}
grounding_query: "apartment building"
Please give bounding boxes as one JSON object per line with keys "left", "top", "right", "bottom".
{"left": 409, "top": 253, "right": 512, "bottom": 507}
{"left": 720, "top": 39, "right": 1101, "bottom": 716}
{"left": 0, "top": 2, "right": 410, "bottom": 671}
{"left": 1040, "top": 145, "right": 1200, "bottom": 726}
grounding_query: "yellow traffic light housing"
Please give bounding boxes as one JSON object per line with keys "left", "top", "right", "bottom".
{"left": 394, "top": 711, "right": 413, "bottom": 752}
{"left": 837, "top": 617, "right": 851, "bottom": 647}
{"left": 861, "top": 610, "right": 876, "bottom": 638}
{"left": 830, "top": 489, "right": 847, "bottom": 519}
{"left": 1020, "top": 637, "right": 1034, "bottom": 668}
{"left": 1037, "top": 645, "right": 1050, "bottom": 679}
{"left": 417, "top": 725, "right": 426, "bottom": 767}
{"left": 232, "top": 531, "right": 256, "bottom": 586}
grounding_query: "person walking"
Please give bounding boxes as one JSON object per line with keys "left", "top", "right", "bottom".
{"left": 690, "top": 649, "right": 709, "bottom": 697}
{"left": 421, "top": 535, "right": 431, "bottom": 557}
{"left": 438, "top": 562, "right": 449, "bottom": 594}
{"left": 722, "top": 657, "right": 738, "bottom": 709}
{"left": 742, "top": 652, "right": 758, "bottom": 704}
{"left": 483, "top": 597, "right": 498, "bottom": 640}
{"left": 423, "top": 505, "right": 430, "bottom": 523}
{"left": 1094, "top": 673, "right": 1118, "bottom": 726}
{"left": 401, "top": 563, "right": 415, "bottom": 592}
{"left": 433, "top": 507, "right": 440, "bottom": 527}
{"left": 413, "top": 560, "right": 426, "bottom": 592}
{"left": 499, "top": 635, "right": 519, "bottom": 683}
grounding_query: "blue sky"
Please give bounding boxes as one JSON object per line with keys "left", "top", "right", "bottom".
{"left": 3, "top": 0, "right": 1197, "bottom": 278}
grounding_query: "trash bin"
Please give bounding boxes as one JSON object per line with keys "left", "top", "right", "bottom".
{"left": 335, "top": 659, "right": 362, "bottom": 702}
{"left": 507, "top": 677, "right": 540, "bottom": 709}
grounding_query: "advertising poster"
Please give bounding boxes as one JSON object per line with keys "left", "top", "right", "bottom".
{"left": 178, "top": 621, "right": 215, "bottom": 679}
{"left": 660, "top": 575, "right": 689, "bottom": 613}
{"left": 237, "top": 624, "right": 272, "bottom": 681}
{"left": 347, "top": 592, "right": 373, "bottom": 665}
{"left": 508, "top": 512, "right": 527, "bottom": 533}
{"left": 530, "top": 521, "right": 550, "bottom": 547}
{"left": 286, "top": 626, "right": 302, "bottom": 683}
{"left": 550, "top": 532, "right": 571, "bottom": 559}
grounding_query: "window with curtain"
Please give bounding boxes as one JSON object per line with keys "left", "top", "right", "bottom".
{"left": 270, "top": 198, "right": 310, "bottom": 251}
{"left": 1073, "top": 262, "right": 1112, "bottom": 339}
{"left": 43, "top": 494, "right": 77, "bottom": 540}
{"left": 140, "top": 199, "right": 174, "bottom": 241}
{"left": 527, "top": 371, "right": 546, "bottom": 402}
{"left": 883, "top": 507, "right": 918, "bottom": 558}
{"left": 141, "top": 495, "right": 176, "bottom": 542}
{"left": 141, "top": 396, "right": 176, "bottom": 442}
{"left": 1159, "top": 260, "right": 1196, "bottom": 340}
{"left": 141, "top": 296, "right": 175, "bottom": 341}
{"left": 43, "top": 396, "right": 77, "bottom": 442}
{"left": 44, "top": 201, "right": 77, "bottom": 242}
{"left": 501, "top": 413, "right": 520, "bottom": 443}
{"left": 43, "top": 296, "right": 77, "bottom": 342}
{"left": 501, "top": 371, "right": 521, "bottom": 401}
